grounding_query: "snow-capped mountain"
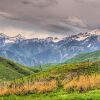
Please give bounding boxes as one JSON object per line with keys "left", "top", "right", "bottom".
{"left": 0, "top": 29, "right": 100, "bottom": 66}
{"left": 0, "top": 33, "right": 25, "bottom": 46}
{"left": 66, "top": 29, "right": 100, "bottom": 41}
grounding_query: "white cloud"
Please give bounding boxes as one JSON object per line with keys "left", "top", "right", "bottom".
{"left": 0, "top": 0, "right": 100, "bottom": 37}
{"left": 0, "top": 11, "right": 14, "bottom": 18}
{"left": 75, "top": 0, "right": 100, "bottom": 6}
{"left": 22, "top": 0, "right": 57, "bottom": 8}
{"left": 0, "top": 26, "right": 66, "bottom": 39}
{"left": 77, "top": 0, "right": 100, "bottom": 3}
{"left": 66, "top": 16, "right": 87, "bottom": 28}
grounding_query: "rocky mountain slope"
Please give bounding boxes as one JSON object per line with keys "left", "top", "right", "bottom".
{"left": 0, "top": 29, "right": 100, "bottom": 66}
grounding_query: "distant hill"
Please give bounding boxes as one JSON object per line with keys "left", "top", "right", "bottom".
{"left": 0, "top": 56, "right": 34, "bottom": 80}
{"left": 65, "top": 50, "right": 100, "bottom": 63}
{"left": 32, "top": 63, "right": 57, "bottom": 71}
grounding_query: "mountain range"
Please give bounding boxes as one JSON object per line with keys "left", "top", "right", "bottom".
{"left": 0, "top": 29, "right": 100, "bottom": 66}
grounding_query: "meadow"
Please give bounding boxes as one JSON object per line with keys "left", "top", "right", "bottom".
{"left": 0, "top": 61, "right": 100, "bottom": 99}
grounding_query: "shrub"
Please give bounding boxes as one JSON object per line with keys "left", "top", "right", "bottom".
{"left": 63, "top": 74, "right": 100, "bottom": 92}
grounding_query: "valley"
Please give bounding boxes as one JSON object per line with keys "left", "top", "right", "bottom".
{"left": 0, "top": 0, "right": 100, "bottom": 99}
{"left": 0, "top": 53, "right": 100, "bottom": 99}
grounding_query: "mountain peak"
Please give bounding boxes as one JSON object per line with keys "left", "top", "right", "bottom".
{"left": 0, "top": 33, "right": 9, "bottom": 38}
{"left": 0, "top": 33, "right": 26, "bottom": 44}
{"left": 72, "top": 29, "right": 100, "bottom": 41}
{"left": 14, "top": 34, "right": 25, "bottom": 40}
{"left": 88, "top": 29, "right": 100, "bottom": 35}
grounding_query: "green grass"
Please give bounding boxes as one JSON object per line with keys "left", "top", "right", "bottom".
{"left": 32, "top": 63, "right": 57, "bottom": 71}
{"left": 12, "top": 61, "right": 100, "bottom": 85}
{"left": 0, "top": 90, "right": 100, "bottom": 100}
{"left": 0, "top": 56, "right": 35, "bottom": 80}
{"left": 1, "top": 50, "right": 100, "bottom": 81}
{"left": 65, "top": 50, "right": 100, "bottom": 63}
{"left": 0, "top": 58, "right": 100, "bottom": 100}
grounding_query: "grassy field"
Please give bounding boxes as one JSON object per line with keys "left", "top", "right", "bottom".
{"left": 0, "top": 90, "right": 100, "bottom": 100}
{"left": 0, "top": 56, "right": 100, "bottom": 100}
{"left": 0, "top": 61, "right": 100, "bottom": 96}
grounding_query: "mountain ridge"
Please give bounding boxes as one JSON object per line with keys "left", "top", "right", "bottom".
{"left": 0, "top": 29, "right": 100, "bottom": 66}
{"left": 0, "top": 29, "right": 100, "bottom": 45}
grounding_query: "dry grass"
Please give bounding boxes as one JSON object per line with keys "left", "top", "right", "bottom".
{"left": 63, "top": 74, "right": 100, "bottom": 92}
{"left": 0, "top": 74, "right": 100, "bottom": 96}
{"left": 0, "top": 80, "right": 57, "bottom": 95}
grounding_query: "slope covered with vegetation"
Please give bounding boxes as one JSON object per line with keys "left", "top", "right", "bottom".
{"left": 32, "top": 63, "right": 57, "bottom": 71}
{"left": 65, "top": 50, "right": 100, "bottom": 63}
{"left": 0, "top": 61, "right": 99, "bottom": 96}
{"left": 0, "top": 56, "right": 35, "bottom": 80}
{"left": 0, "top": 56, "right": 100, "bottom": 100}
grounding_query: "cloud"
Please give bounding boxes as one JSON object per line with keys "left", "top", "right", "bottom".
{"left": 0, "top": 11, "right": 22, "bottom": 22}
{"left": 76, "top": 0, "right": 100, "bottom": 3}
{"left": 0, "top": 0, "right": 100, "bottom": 38}
{"left": 0, "top": 26, "right": 66, "bottom": 39}
{"left": 42, "top": 17, "right": 88, "bottom": 34}
{"left": 44, "top": 24, "right": 74, "bottom": 33}
{"left": 0, "top": 11, "right": 89, "bottom": 36}
{"left": 75, "top": 0, "right": 100, "bottom": 7}
{"left": 64, "top": 17, "right": 88, "bottom": 28}
{"left": 0, "top": 12, "right": 14, "bottom": 18}
{"left": 22, "top": 0, "right": 58, "bottom": 8}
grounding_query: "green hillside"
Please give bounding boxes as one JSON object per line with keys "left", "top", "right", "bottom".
{"left": 8, "top": 61, "right": 100, "bottom": 88}
{"left": 24, "top": 61, "right": 100, "bottom": 82}
{"left": 65, "top": 50, "right": 100, "bottom": 63}
{"left": 0, "top": 56, "right": 34, "bottom": 80}
{"left": 32, "top": 63, "right": 57, "bottom": 71}
{"left": 0, "top": 61, "right": 100, "bottom": 99}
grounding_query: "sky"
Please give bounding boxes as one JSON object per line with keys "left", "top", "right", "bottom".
{"left": 0, "top": 0, "right": 100, "bottom": 39}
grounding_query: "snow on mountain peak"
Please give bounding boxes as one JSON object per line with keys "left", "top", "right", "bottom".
{"left": 0, "top": 33, "right": 26, "bottom": 44}
{"left": 88, "top": 29, "right": 100, "bottom": 35}
{"left": 74, "top": 29, "right": 100, "bottom": 41}
{"left": 0, "top": 29, "right": 100, "bottom": 44}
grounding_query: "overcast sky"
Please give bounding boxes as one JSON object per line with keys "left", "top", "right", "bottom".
{"left": 0, "top": 0, "right": 100, "bottom": 38}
